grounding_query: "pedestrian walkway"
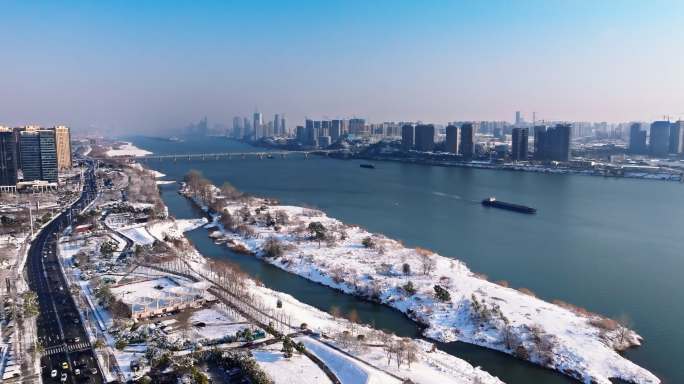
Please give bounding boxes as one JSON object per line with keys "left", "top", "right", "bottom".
{"left": 42, "top": 342, "right": 92, "bottom": 356}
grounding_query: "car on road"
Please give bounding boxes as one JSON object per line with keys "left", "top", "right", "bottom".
{"left": 51, "top": 369, "right": 58, "bottom": 378}
{"left": 90, "top": 367, "right": 98, "bottom": 375}
{"left": 62, "top": 361, "right": 69, "bottom": 369}
{"left": 60, "top": 372, "right": 68, "bottom": 382}
{"left": 73, "top": 337, "right": 80, "bottom": 343}
{"left": 75, "top": 368, "right": 81, "bottom": 375}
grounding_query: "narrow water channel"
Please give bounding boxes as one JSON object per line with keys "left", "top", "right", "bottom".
{"left": 158, "top": 182, "right": 573, "bottom": 384}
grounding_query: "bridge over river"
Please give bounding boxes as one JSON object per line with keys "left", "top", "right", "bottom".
{"left": 96, "top": 149, "right": 342, "bottom": 162}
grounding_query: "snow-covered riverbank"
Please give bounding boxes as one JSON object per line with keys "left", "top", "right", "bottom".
{"left": 180, "top": 180, "right": 660, "bottom": 384}
{"left": 126, "top": 167, "right": 503, "bottom": 383}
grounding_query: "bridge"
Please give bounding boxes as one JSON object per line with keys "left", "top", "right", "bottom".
{"left": 95, "top": 150, "right": 341, "bottom": 162}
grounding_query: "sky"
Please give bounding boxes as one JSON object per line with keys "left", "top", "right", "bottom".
{"left": 1, "top": 0, "right": 683, "bottom": 135}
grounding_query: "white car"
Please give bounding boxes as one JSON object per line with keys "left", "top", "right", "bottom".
{"left": 50, "top": 369, "right": 57, "bottom": 378}
{"left": 74, "top": 368, "right": 81, "bottom": 375}
{"left": 60, "top": 372, "right": 67, "bottom": 382}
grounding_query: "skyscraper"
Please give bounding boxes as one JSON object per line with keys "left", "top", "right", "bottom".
{"left": 414, "top": 124, "right": 435, "bottom": 152}
{"left": 321, "top": 120, "right": 331, "bottom": 137}
{"left": 515, "top": 111, "right": 522, "bottom": 126}
{"left": 628, "top": 123, "right": 648, "bottom": 155}
{"left": 39, "top": 129, "right": 58, "bottom": 182}
{"left": 533, "top": 125, "right": 547, "bottom": 160}
{"left": 280, "top": 116, "right": 287, "bottom": 136}
{"left": 243, "top": 117, "right": 251, "bottom": 138}
{"left": 253, "top": 111, "right": 263, "bottom": 140}
{"left": 19, "top": 130, "right": 41, "bottom": 181}
{"left": 232, "top": 116, "right": 242, "bottom": 138}
{"left": 511, "top": 127, "right": 529, "bottom": 161}
{"left": 0, "top": 127, "right": 18, "bottom": 186}
{"left": 401, "top": 124, "right": 414, "bottom": 150}
{"left": 459, "top": 123, "right": 475, "bottom": 159}
{"left": 273, "top": 114, "right": 280, "bottom": 136}
{"left": 331, "top": 120, "right": 342, "bottom": 142}
{"left": 19, "top": 129, "right": 58, "bottom": 183}
{"left": 349, "top": 118, "right": 366, "bottom": 136}
{"left": 534, "top": 124, "right": 571, "bottom": 162}
{"left": 669, "top": 121, "right": 684, "bottom": 154}
{"left": 53, "top": 125, "right": 72, "bottom": 170}
{"left": 445, "top": 125, "right": 459, "bottom": 154}
{"left": 295, "top": 126, "right": 305, "bottom": 143}
{"left": 649, "top": 121, "right": 670, "bottom": 157}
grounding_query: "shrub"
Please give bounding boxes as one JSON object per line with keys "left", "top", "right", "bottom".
{"left": 263, "top": 236, "right": 284, "bottom": 258}
{"left": 518, "top": 288, "right": 536, "bottom": 297}
{"left": 433, "top": 285, "right": 451, "bottom": 302}
{"left": 402, "top": 281, "right": 417, "bottom": 295}
{"left": 362, "top": 236, "right": 375, "bottom": 249}
{"left": 115, "top": 338, "right": 128, "bottom": 350}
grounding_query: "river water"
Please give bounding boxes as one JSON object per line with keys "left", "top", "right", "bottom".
{"left": 131, "top": 136, "right": 681, "bottom": 383}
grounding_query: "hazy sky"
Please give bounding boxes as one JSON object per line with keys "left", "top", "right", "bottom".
{"left": 1, "top": 0, "right": 683, "bottom": 135}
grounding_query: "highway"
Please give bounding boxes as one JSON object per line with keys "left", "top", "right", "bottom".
{"left": 25, "top": 160, "right": 106, "bottom": 384}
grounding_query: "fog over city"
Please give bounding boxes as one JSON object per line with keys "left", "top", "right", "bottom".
{"left": 1, "top": 1, "right": 684, "bottom": 134}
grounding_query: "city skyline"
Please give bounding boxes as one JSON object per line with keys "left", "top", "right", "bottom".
{"left": 1, "top": 0, "right": 684, "bottom": 135}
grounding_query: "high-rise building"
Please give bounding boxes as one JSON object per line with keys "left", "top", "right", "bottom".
{"left": 253, "top": 112, "right": 263, "bottom": 140}
{"left": 331, "top": 120, "right": 342, "bottom": 142}
{"left": 232, "top": 117, "right": 242, "bottom": 138}
{"left": 321, "top": 120, "right": 331, "bottom": 138}
{"left": 304, "top": 119, "right": 317, "bottom": 146}
{"left": 273, "top": 114, "right": 280, "bottom": 136}
{"left": 295, "top": 126, "right": 305, "bottom": 143}
{"left": 669, "top": 121, "right": 684, "bottom": 154}
{"left": 19, "top": 129, "right": 58, "bottom": 183}
{"left": 511, "top": 127, "right": 529, "bottom": 161}
{"left": 401, "top": 124, "right": 414, "bottom": 150}
{"left": 280, "top": 116, "right": 287, "bottom": 136}
{"left": 243, "top": 117, "right": 251, "bottom": 138}
{"left": 39, "top": 129, "right": 58, "bottom": 182}
{"left": 515, "top": 111, "right": 522, "bottom": 126}
{"left": 445, "top": 125, "right": 459, "bottom": 154}
{"left": 459, "top": 123, "right": 475, "bottom": 159}
{"left": 534, "top": 124, "right": 571, "bottom": 162}
{"left": 19, "top": 131, "right": 42, "bottom": 181}
{"left": 649, "top": 121, "right": 670, "bottom": 157}
{"left": 414, "top": 124, "right": 435, "bottom": 152}
{"left": 349, "top": 118, "right": 366, "bottom": 136}
{"left": 0, "top": 127, "right": 18, "bottom": 186}
{"left": 533, "top": 125, "right": 547, "bottom": 160}
{"left": 53, "top": 125, "right": 72, "bottom": 170}
{"left": 628, "top": 123, "right": 648, "bottom": 155}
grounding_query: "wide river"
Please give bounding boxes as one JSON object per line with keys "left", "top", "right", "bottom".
{"left": 130, "top": 136, "right": 680, "bottom": 383}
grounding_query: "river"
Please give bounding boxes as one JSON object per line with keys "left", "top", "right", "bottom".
{"left": 130, "top": 135, "right": 680, "bottom": 383}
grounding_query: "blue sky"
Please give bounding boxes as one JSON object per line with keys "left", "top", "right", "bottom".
{"left": 1, "top": 0, "right": 683, "bottom": 134}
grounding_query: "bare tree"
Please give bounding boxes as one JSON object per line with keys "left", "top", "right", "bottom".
{"left": 417, "top": 248, "right": 436, "bottom": 276}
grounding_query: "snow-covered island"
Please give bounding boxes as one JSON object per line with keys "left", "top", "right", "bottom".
{"left": 180, "top": 171, "right": 660, "bottom": 384}
{"left": 74, "top": 161, "right": 503, "bottom": 384}
{"left": 105, "top": 141, "right": 152, "bottom": 157}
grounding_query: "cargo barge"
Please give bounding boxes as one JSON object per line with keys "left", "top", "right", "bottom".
{"left": 360, "top": 164, "right": 376, "bottom": 169}
{"left": 481, "top": 197, "right": 536, "bottom": 214}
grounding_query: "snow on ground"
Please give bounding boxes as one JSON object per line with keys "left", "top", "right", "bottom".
{"left": 105, "top": 142, "right": 152, "bottom": 157}
{"left": 195, "top": 190, "right": 660, "bottom": 384}
{"left": 253, "top": 345, "right": 332, "bottom": 384}
{"left": 147, "top": 218, "right": 207, "bottom": 242}
{"left": 110, "top": 276, "right": 210, "bottom": 315}
{"left": 185, "top": 307, "right": 249, "bottom": 341}
{"left": 119, "top": 224, "right": 156, "bottom": 245}
{"left": 300, "top": 337, "right": 400, "bottom": 384}
{"left": 247, "top": 281, "right": 502, "bottom": 384}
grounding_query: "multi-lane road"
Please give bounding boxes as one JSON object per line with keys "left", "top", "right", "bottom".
{"left": 25, "top": 161, "right": 106, "bottom": 384}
